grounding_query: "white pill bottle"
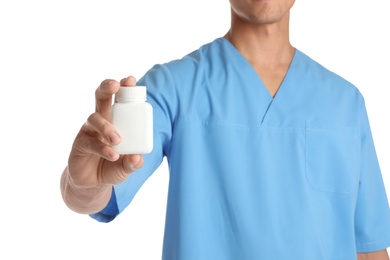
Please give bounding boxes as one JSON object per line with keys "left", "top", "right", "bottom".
{"left": 111, "top": 86, "right": 153, "bottom": 154}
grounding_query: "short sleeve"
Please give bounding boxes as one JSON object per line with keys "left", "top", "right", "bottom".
{"left": 354, "top": 100, "right": 390, "bottom": 252}
{"left": 89, "top": 188, "right": 119, "bottom": 223}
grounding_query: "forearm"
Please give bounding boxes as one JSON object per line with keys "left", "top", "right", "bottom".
{"left": 60, "top": 166, "right": 112, "bottom": 214}
{"left": 357, "top": 250, "right": 389, "bottom": 260}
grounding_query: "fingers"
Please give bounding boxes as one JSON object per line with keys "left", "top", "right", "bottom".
{"left": 95, "top": 79, "right": 119, "bottom": 119}
{"left": 95, "top": 76, "right": 137, "bottom": 120}
{"left": 86, "top": 112, "right": 121, "bottom": 145}
{"left": 81, "top": 112, "right": 121, "bottom": 161}
{"left": 124, "top": 154, "right": 144, "bottom": 172}
{"left": 70, "top": 121, "right": 144, "bottom": 187}
{"left": 67, "top": 75, "right": 142, "bottom": 190}
{"left": 81, "top": 76, "right": 138, "bottom": 159}
{"left": 120, "top": 75, "right": 137, "bottom": 86}
{"left": 97, "top": 154, "right": 144, "bottom": 185}
{"left": 77, "top": 123, "right": 120, "bottom": 162}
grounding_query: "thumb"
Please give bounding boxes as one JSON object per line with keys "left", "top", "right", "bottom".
{"left": 100, "top": 154, "right": 144, "bottom": 185}
{"left": 123, "top": 154, "right": 144, "bottom": 172}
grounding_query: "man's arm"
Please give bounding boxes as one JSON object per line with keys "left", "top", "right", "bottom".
{"left": 357, "top": 250, "right": 389, "bottom": 260}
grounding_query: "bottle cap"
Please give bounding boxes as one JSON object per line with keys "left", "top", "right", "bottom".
{"left": 115, "top": 86, "right": 147, "bottom": 102}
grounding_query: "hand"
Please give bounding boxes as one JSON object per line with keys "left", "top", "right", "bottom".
{"left": 67, "top": 76, "right": 144, "bottom": 188}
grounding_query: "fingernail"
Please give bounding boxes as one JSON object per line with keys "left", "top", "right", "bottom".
{"left": 130, "top": 155, "right": 142, "bottom": 170}
{"left": 108, "top": 132, "right": 121, "bottom": 144}
{"left": 107, "top": 80, "right": 114, "bottom": 87}
{"left": 107, "top": 151, "right": 119, "bottom": 161}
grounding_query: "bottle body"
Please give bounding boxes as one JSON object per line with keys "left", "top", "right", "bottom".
{"left": 111, "top": 87, "right": 153, "bottom": 154}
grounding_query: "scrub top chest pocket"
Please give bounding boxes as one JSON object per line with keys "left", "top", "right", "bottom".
{"left": 305, "top": 121, "right": 360, "bottom": 194}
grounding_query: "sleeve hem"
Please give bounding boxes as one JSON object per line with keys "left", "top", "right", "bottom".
{"left": 356, "top": 238, "right": 390, "bottom": 253}
{"left": 89, "top": 187, "right": 119, "bottom": 223}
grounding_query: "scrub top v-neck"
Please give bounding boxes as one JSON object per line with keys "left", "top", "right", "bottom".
{"left": 91, "top": 37, "right": 390, "bottom": 259}
{"left": 222, "top": 38, "right": 298, "bottom": 124}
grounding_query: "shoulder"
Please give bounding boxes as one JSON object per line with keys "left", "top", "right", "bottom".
{"left": 139, "top": 38, "right": 225, "bottom": 90}
{"left": 163, "top": 37, "right": 225, "bottom": 75}
{"left": 296, "top": 49, "right": 364, "bottom": 102}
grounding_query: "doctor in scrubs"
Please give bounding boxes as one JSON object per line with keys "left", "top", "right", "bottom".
{"left": 60, "top": 0, "right": 390, "bottom": 259}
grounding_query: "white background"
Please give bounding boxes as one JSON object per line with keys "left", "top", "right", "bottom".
{"left": 1, "top": 0, "right": 389, "bottom": 258}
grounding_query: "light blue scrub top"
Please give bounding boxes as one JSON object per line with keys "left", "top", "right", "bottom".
{"left": 91, "top": 38, "right": 390, "bottom": 259}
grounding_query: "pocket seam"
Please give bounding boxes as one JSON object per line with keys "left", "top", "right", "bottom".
{"left": 305, "top": 121, "right": 359, "bottom": 194}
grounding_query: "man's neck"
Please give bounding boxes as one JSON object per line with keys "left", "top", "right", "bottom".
{"left": 224, "top": 10, "right": 294, "bottom": 69}
{"left": 224, "top": 10, "right": 295, "bottom": 97}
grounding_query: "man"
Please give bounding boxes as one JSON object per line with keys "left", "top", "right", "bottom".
{"left": 61, "top": 0, "right": 390, "bottom": 259}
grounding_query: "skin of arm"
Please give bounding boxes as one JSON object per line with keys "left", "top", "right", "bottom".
{"left": 357, "top": 250, "right": 389, "bottom": 260}
{"left": 60, "top": 166, "right": 113, "bottom": 214}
